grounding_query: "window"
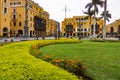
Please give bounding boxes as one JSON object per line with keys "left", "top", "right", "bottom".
{"left": 14, "top": 22, "right": 16, "bottom": 26}
{"left": 13, "top": 15, "right": 16, "bottom": 20}
{"left": 5, "top": 18, "right": 6, "bottom": 21}
{"left": 30, "top": 23, "right": 32, "bottom": 27}
{"left": 13, "top": 9, "right": 16, "bottom": 12}
{"left": 10, "top": 3, "right": 13, "bottom": 5}
{"left": 4, "top": 7, "right": 7, "bottom": 14}
{"left": 4, "top": 0, "right": 7, "bottom": 3}
{"left": 110, "top": 27, "right": 114, "bottom": 33}
{"left": 19, "top": 22, "right": 22, "bottom": 26}
{"left": 17, "top": 2, "right": 21, "bottom": 5}
{"left": 30, "top": 17, "right": 32, "bottom": 21}
{"left": 29, "top": 5, "right": 33, "bottom": 9}
{"left": 118, "top": 25, "right": 120, "bottom": 33}
{"left": 19, "top": 14, "right": 21, "bottom": 18}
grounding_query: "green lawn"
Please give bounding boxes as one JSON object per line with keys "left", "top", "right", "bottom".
{"left": 40, "top": 41, "right": 120, "bottom": 80}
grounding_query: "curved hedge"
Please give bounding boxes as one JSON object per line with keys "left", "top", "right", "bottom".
{"left": 0, "top": 40, "right": 81, "bottom": 80}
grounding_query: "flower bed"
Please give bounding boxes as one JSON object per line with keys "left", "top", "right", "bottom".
{"left": 30, "top": 39, "right": 90, "bottom": 80}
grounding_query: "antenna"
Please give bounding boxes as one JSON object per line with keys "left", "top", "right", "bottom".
{"left": 62, "top": 5, "right": 70, "bottom": 19}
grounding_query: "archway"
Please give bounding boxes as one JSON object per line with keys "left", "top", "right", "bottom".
{"left": 30, "top": 31, "right": 32, "bottom": 37}
{"left": 18, "top": 30, "right": 23, "bottom": 37}
{"left": 3, "top": 27, "right": 8, "bottom": 37}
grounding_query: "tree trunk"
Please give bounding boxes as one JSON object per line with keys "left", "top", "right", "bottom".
{"left": 89, "top": 17, "right": 92, "bottom": 37}
{"left": 93, "top": 7, "right": 96, "bottom": 38}
{"left": 103, "top": 0, "right": 107, "bottom": 39}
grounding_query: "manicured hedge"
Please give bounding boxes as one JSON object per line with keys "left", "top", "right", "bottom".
{"left": 0, "top": 42, "right": 2, "bottom": 46}
{"left": 0, "top": 40, "right": 81, "bottom": 80}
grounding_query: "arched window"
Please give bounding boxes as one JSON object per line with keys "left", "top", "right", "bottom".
{"left": 118, "top": 25, "right": 120, "bottom": 33}
{"left": 3, "top": 27, "right": 8, "bottom": 37}
{"left": 18, "top": 30, "right": 23, "bottom": 36}
{"left": 30, "top": 31, "right": 32, "bottom": 37}
{"left": 110, "top": 27, "right": 114, "bottom": 33}
{"left": 4, "top": 7, "right": 7, "bottom": 14}
{"left": 4, "top": 0, "right": 7, "bottom": 3}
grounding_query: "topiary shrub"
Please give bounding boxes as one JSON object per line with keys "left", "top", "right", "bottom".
{"left": 0, "top": 42, "right": 3, "bottom": 46}
{"left": 0, "top": 34, "right": 3, "bottom": 38}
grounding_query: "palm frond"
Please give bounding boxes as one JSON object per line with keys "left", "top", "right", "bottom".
{"left": 100, "top": 10, "right": 112, "bottom": 22}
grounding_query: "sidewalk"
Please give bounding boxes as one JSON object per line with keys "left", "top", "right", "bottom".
{"left": 0, "top": 37, "right": 55, "bottom": 42}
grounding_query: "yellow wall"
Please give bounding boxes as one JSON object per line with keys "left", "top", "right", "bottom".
{"left": 0, "top": 0, "right": 11, "bottom": 37}
{"left": 0, "top": 0, "right": 60, "bottom": 37}
{"left": 0, "top": 0, "right": 53, "bottom": 37}
{"left": 62, "top": 16, "right": 104, "bottom": 37}
{"left": 47, "top": 19, "right": 56, "bottom": 36}
{"left": 10, "top": 3, "right": 25, "bottom": 36}
{"left": 106, "top": 19, "right": 120, "bottom": 37}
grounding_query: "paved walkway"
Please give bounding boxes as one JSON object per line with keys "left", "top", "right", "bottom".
{"left": 0, "top": 37, "right": 55, "bottom": 42}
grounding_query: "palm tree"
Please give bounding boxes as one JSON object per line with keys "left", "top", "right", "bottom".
{"left": 100, "top": 11, "right": 111, "bottom": 22}
{"left": 83, "top": 10, "right": 94, "bottom": 36}
{"left": 103, "top": 0, "right": 107, "bottom": 39}
{"left": 85, "top": 0, "right": 104, "bottom": 38}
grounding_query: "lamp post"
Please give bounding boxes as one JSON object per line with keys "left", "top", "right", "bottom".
{"left": 103, "top": 0, "right": 107, "bottom": 39}
{"left": 24, "top": 0, "right": 29, "bottom": 37}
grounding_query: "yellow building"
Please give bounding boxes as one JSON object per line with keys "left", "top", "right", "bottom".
{"left": 106, "top": 19, "right": 120, "bottom": 37}
{"left": 10, "top": 0, "right": 49, "bottom": 37}
{"left": 62, "top": 16, "right": 104, "bottom": 37}
{"left": 0, "top": 0, "right": 11, "bottom": 37}
{"left": 47, "top": 19, "right": 60, "bottom": 37}
{"left": 0, "top": 0, "right": 59, "bottom": 37}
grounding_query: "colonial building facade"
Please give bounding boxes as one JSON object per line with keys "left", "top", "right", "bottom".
{"left": 47, "top": 19, "right": 60, "bottom": 37}
{"left": 106, "top": 19, "right": 120, "bottom": 38}
{"left": 62, "top": 16, "right": 104, "bottom": 37}
{"left": 0, "top": 0, "right": 60, "bottom": 37}
{"left": 0, "top": 0, "right": 11, "bottom": 37}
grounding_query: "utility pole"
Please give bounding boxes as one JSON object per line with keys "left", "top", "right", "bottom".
{"left": 24, "top": 0, "right": 29, "bottom": 37}
{"left": 103, "top": 0, "right": 107, "bottom": 39}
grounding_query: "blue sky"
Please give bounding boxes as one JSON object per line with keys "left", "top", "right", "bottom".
{"left": 34, "top": 0, "right": 120, "bottom": 24}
